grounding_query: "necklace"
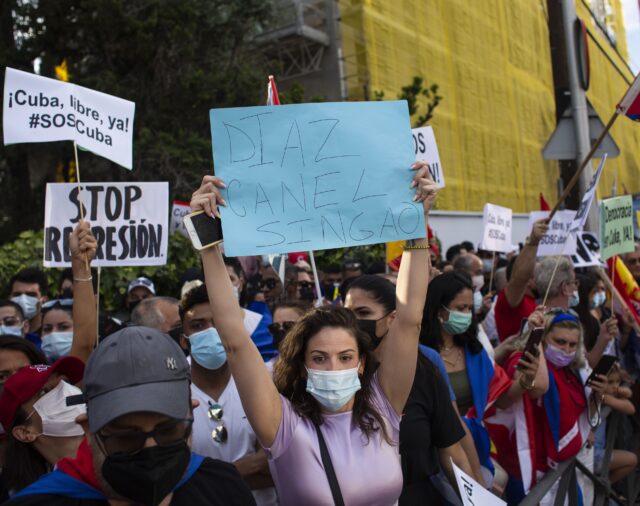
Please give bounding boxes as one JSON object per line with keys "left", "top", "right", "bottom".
{"left": 441, "top": 347, "right": 461, "bottom": 366}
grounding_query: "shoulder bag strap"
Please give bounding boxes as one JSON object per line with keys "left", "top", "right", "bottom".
{"left": 313, "top": 422, "right": 345, "bottom": 506}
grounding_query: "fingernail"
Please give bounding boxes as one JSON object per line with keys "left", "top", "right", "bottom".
{"left": 412, "top": 195, "right": 419, "bottom": 202}
{"left": 410, "top": 181, "right": 416, "bottom": 188}
{"left": 410, "top": 162, "right": 418, "bottom": 169}
{"left": 220, "top": 199, "right": 227, "bottom": 207}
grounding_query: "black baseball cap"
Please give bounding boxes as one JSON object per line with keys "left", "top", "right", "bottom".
{"left": 69, "top": 326, "right": 191, "bottom": 432}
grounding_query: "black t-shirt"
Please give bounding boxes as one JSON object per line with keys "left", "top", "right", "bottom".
{"left": 3, "top": 457, "right": 256, "bottom": 506}
{"left": 399, "top": 358, "right": 465, "bottom": 505}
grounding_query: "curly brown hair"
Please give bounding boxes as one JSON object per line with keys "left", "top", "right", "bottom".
{"left": 272, "top": 306, "right": 393, "bottom": 445}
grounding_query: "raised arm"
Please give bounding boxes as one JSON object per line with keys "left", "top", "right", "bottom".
{"left": 378, "top": 162, "right": 437, "bottom": 415}
{"left": 69, "top": 221, "right": 97, "bottom": 363}
{"left": 504, "top": 219, "right": 549, "bottom": 307}
{"left": 193, "top": 176, "right": 282, "bottom": 447}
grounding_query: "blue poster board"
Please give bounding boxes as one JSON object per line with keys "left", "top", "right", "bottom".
{"left": 209, "top": 100, "right": 424, "bottom": 256}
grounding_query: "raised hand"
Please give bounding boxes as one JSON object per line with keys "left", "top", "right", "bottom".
{"left": 190, "top": 175, "right": 227, "bottom": 219}
{"left": 69, "top": 220, "right": 97, "bottom": 264}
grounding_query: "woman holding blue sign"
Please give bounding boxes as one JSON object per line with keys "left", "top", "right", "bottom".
{"left": 192, "top": 161, "right": 436, "bottom": 505}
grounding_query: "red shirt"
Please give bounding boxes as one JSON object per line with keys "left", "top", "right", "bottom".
{"left": 494, "top": 288, "right": 537, "bottom": 342}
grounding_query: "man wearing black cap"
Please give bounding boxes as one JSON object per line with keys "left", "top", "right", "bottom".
{"left": 4, "top": 326, "right": 255, "bottom": 506}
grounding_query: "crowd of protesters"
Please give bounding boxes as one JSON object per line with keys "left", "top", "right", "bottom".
{"left": 0, "top": 165, "right": 640, "bottom": 505}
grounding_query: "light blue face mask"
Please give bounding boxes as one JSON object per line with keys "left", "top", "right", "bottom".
{"left": 11, "top": 294, "right": 39, "bottom": 320}
{"left": 306, "top": 366, "right": 362, "bottom": 412}
{"left": 473, "top": 291, "right": 483, "bottom": 313}
{"left": 188, "top": 327, "right": 227, "bottom": 370}
{"left": 441, "top": 307, "right": 472, "bottom": 335}
{"left": 569, "top": 290, "right": 580, "bottom": 308}
{"left": 0, "top": 325, "right": 23, "bottom": 337}
{"left": 41, "top": 331, "right": 73, "bottom": 362}
{"left": 590, "top": 291, "right": 606, "bottom": 309}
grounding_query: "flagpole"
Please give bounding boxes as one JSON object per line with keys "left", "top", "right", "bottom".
{"left": 488, "top": 251, "right": 496, "bottom": 293}
{"left": 309, "top": 251, "right": 323, "bottom": 307}
{"left": 549, "top": 112, "right": 619, "bottom": 219}
{"left": 95, "top": 266, "right": 101, "bottom": 346}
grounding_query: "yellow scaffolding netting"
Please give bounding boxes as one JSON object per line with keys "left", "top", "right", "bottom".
{"left": 337, "top": 0, "right": 640, "bottom": 213}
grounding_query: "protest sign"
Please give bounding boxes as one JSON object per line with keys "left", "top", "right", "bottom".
{"left": 569, "top": 155, "right": 607, "bottom": 233}
{"left": 571, "top": 232, "right": 603, "bottom": 268}
{"left": 170, "top": 200, "right": 191, "bottom": 238}
{"left": 480, "top": 203, "right": 513, "bottom": 253}
{"left": 452, "top": 460, "right": 505, "bottom": 506}
{"left": 44, "top": 182, "right": 168, "bottom": 267}
{"left": 3, "top": 67, "right": 135, "bottom": 169}
{"left": 210, "top": 101, "right": 421, "bottom": 256}
{"left": 600, "top": 195, "right": 635, "bottom": 260}
{"left": 412, "top": 126, "right": 444, "bottom": 188}
{"left": 528, "top": 210, "right": 577, "bottom": 256}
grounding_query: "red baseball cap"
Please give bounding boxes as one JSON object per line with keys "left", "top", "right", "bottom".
{"left": 288, "top": 252, "right": 309, "bottom": 265}
{"left": 0, "top": 356, "right": 84, "bottom": 431}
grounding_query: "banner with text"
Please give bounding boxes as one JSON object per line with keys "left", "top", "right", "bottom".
{"left": 452, "top": 460, "right": 505, "bottom": 506}
{"left": 528, "top": 210, "right": 577, "bottom": 256}
{"left": 600, "top": 195, "right": 635, "bottom": 260}
{"left": 480, "top": 203, "right": 513, "bottom": 253}
{"left": 569, "top": 155, "right": 607, "bottom": 233}
{"left": 3, "top": 67, "right": 135, "bottom": 169}
{"left": 44, "top": 182, "right": 168, "bottom": 267}
{"left": 412, "top": 126, "right": 445, "bottom": 188}
{"left": 170, "top": 200, "right": 191, "bottom": 238}
{"left": 571, "top": 232, "right": 603, "bottom": 268}
{"left": 210, "top": 101, "right": 421, "bottom": 256}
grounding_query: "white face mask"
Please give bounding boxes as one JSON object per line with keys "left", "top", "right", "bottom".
{"left": 473, "top": 290, "right": 483, "bottom": 313}
{"left": 41, "top": 332, "right": 73, "bottom": 362}
{"left": 306, "top": 366, "right": 361, "bottom": 412}
{"left": 232, "top": 285, "right": 241, "bottom": 301}
{"left": 32, "top": 380, "right": 86, "bottom": 437}
{"left": 11, "top": 294, "right": 39, "bottom": 320}
{"left": 471, "top": 275, "right": 485, "bottom": 292}
{"left": 0, "top": 325, "right": 23, "bottom": 337}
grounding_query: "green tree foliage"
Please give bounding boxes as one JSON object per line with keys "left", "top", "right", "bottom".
{"left": 0, "top": 0, "right": 276, "bottom": 241}
{"left": 0, "top": 231, "right": 200, "bottom": 311}
{"left": 375, "top": 76, "right": 442, "bottom": 128}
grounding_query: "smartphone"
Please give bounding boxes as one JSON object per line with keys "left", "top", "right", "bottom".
{"left": 523, "top": 327, "right": 544, "bottom": 357}
{"left": 183, "top": 211, "right": 223, "bottom": 250}
{"left": 587, "top": 354, "right": 618, "bottom": 384}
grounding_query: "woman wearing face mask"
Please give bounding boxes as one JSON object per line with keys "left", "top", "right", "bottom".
{"left": 489, "top": 309, "right": 594, "bottom": 505}
{"left": 266, "top": 302, "right": 307, "bottom": 371}
{"left": 345, "top": 274, "right": 483, "bottom": 503}
{"left": 191, "top": 163, "right": 436, "bottom": 505}
{"left": 39, "top": 222, "right": 98, "bottom": 365}
{"left": 574, "top": 270, "right": 620, "bottom": 368}
{"left": 0, "top": 356, "right": 85, "bottom": 493}
{"left": 420, "top": 272, "right": 546, "bottom": 487}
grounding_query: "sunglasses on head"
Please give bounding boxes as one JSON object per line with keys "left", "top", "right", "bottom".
{"left": 268, "top": 321, "right": 296, "bottom": 336}
{"left": 42, "top": 298, "right": 73, "bottom": 310}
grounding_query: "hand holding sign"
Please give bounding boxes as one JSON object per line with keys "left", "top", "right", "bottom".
{"left": 190, "top": 175, "right": 228, "bottom": 219}
{"left": 410, "top": 161, "right": 438, "bottom": 212}
{"left": 69, "top": 221, "right": 97, "bottom": 264}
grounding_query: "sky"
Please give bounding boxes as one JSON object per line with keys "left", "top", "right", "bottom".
{"left": 622, "top": 0, "right": 640, "bottom": 72}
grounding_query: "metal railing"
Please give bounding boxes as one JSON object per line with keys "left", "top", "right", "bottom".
{"left": 519, "top": 412, "right": 640, "bottom": 505}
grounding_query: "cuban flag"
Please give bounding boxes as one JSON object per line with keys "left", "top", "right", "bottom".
{"left": 462, "top": 345, "right": 512, "bottom": 484}
{"left": 617, "top": 73, "right": 640, "bottom": 121}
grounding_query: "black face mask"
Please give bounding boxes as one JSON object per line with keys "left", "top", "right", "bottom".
{"left": 101, "top": 441, "right": 190, "bottom": 506}
{"left": 357, "top": 319, "right": 382, "bottom": 348}
{"left": 271, "top": 328, "right": 286, "bottom": 350}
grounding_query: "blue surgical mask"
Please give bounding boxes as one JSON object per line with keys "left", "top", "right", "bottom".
{"left": 188, "top": 328, "right": 227, "bottom": 370}
{"left": 569, "top": 290, "right": 580, "bottom": 308}
{"left": 590, "top": 291, "right": 606, "bottom": 309}
{"left": 306, "top": 366, "right": 361, "bottom": 412}
{"left": 441, "top": 307, "right": 472, "bottom": 335}
{"left": 41, "top": 331, "right": 73, "bottom": 362}
{"left": 11, "top": 294, "right": 39, "bottom": 320}
{"left": 0, "top": 325, "right": 23, "bottom": 337}
{"left": 482, "top": 259, "right": 493, "bottom": 273}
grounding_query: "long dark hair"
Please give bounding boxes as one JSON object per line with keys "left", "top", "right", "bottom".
{"left": 420, "top": 272, "right": 482, "bottom": 354}
{"left": 574, "top": 270, "right": 601, "bottom": 351}
{"left": 346, "top": 275, "right": 396, "bottom": 313}
{"left": 4, "top": 407, "right": 50, "bottom": 491}
{"left": 272, "top": 306, "right": 391, "bottom": 444}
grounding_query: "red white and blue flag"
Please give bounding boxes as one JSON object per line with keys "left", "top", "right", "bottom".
{"left": 617, "top": 73, "right": 640, "bottom": 121}
{"left": 266, "top": 75, "right": 280, "bottom": 106}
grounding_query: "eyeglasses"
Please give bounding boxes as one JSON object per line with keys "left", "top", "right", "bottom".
{"left": 297, "top": 281, "right": 314, "bottom": 290}
{"left": 343, "top": 261, "right": 362, "bottom": 271}
{"left": 97, "top": 418, "right": 193, "bottom": 456}
{"left": 207, "top": 401, "right": 227, "bottom": 443}
{"left": 42, "top": 298, "right": 74, "bottom": 310}
{"left": 259, "top": 278, "right": 278, "bottom": 290}
{"left": 268, "top": 321, "right": 295, "bottom": 337}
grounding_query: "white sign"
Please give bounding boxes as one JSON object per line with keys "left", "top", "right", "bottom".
{"left": 170, "top": 200, "right": 191, "bottom": 238}
{"left": 569, "top": 154, "right": 607, "bottom": 233}
{"left": 452, "top": 460, "right": 506, "bottom": 506}
{"left": 571, "top": 231, "right": 603, "bottom": 268}
{"left": 412, "top": 126, "right": 445, "bottom": 188}
{"left": 3, "top": 67, "right": 135, "bottom": 169}
{"left": 480, "top": 203, "right": 513, "bottom": 253}
{"left": 44, "top": 182, "right": 168, "bottom": 267}
{"left": 528, "top": 210, "right": 577, "bottom": 256}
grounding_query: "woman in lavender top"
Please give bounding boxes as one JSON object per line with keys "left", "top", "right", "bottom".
{"left": 191, "top": 161, "right": 437, "bottom": 505}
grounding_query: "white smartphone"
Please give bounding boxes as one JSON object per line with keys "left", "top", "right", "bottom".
{"left": 183, "top": 211, "right": 223, "bottom": 250}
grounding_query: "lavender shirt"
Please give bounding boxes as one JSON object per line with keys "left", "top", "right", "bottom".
{"left": 264, "top": 373, "right": 402, "bottom": 506}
